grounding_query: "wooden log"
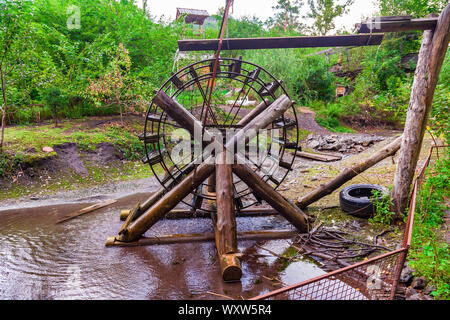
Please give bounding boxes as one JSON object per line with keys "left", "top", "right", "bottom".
{"left": 105, "top": 229, "right": 298, "bottom": 247}
{"left": 232, "top": 163, "right": 310, "bottom": 233}
{"left": 215, "top": 152, "right": 237, "bottom": 255}
{"left": 178, "top": 34, "right": 384, "bottom": 51}
{"left": 293, "top": 151, "right": 342, "bottom": 162}
{"left": 357, "top": 17, "right": 437, "bottom": 33}
{"left": 391, "top": 6, "right": 450, "bottom": 219}
{"left": 215, "top": 151, "right": 241, "bottom": 281}
{"left": 207, "top": 172, "right": 216, "bottom": 193}
{"left": 296, "top": 136, "right": 402, "bottom": 209}
{"left": 56, "top": 199, "right": 117, "bottom": 224}
{"left": 237, "top": 100, "right": 270, "bottom": 127}
{"left": 117, "top": 162, "right": 215, "bottom": 242}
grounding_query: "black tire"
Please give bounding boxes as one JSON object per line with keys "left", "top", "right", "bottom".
{"left": 339, "top": 184, "right": 389, "bottom": 218}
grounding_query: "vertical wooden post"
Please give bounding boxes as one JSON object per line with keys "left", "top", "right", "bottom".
{"left": 391, "top": 6, "right": 450, "bottom": 220}
{"left": 215, "top": 150, "right": 241, "bottom": 281}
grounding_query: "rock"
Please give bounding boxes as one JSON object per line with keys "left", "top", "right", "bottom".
{"left": 411, "top": 276, "right": 427, "bottom": 289}
{"left": 406, "top": 293, "right": 424, "bottom": 300}
{"left": 400, "top": 265, "right": 414, "bottom": 283}
{"left": 405, "top": 287, "right": 417, "bottom": 298}
{"left": 42, "top": 146, "right": 54, "bottom": 153}
{"left": 423, "top": 284, "right": 437, "bottom": 295}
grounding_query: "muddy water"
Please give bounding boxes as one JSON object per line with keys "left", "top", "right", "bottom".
{"left": 0, "top": 192, "right": 326, "bottom": 300}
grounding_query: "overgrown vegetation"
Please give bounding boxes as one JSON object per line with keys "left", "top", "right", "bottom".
{"left": 408, "top": 152, "right": 450, "bottom": 299}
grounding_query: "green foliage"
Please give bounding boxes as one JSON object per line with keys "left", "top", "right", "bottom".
{"left": 369, "top": 190, "right": 395, "bottom": 226}
{"left": 307, "top": 0, "right": 354, "bottom": 35}
{"left": 43, "top": 87, "right": 67, "bottom": 126}
{"left": 268, "top": 0, "right": 305, "bottom": 33}
{"left": 314, "top": 102, "right": 353, "bottom": 132}
{"left": 377, "top": 0, "right": 448, "bottom": 18}
{"left": 409, "top": 153, "right": 450, "bottom": 299}
{"left": 430, "top": 49, "right": 450, "bottom": 143}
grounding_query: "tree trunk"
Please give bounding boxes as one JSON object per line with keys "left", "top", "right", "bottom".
{"left": 391, "top": 6, "right": 450, "bottom": 220}
{"left": 0, "top": 65, "right": 7, "bottom": 153}
{"left": 296, "top": 136, "right": 402, "bottom": 209}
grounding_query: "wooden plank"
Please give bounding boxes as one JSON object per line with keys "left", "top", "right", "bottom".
{"left": 105, "top": 229, "right": 298, "bottom": 247}
{"left": 293, "top": 151, "right": 342, "bottom": 162}
{"left": 56, "top": 199, "right": 117, "bottom": 224}
{"left": 357, "top": 17, "right": 438, "bottom": 33}
{"left": 178, "top": 34, "right": 384, "bottom": 51}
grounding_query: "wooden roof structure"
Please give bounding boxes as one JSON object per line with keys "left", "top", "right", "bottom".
{"left": 176, "top": 8, "right": 210, "bottom": 25}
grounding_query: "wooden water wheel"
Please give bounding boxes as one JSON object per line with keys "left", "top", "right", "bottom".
{"left": 141, "top": 57, "right": 300, "bottom": 214}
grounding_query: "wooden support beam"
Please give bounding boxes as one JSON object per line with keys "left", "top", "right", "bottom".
{"left": 215, "top": 151, "right": 241, "bottom": 281}
{"left": 357, "top": 17, "right": 438, "bottom": 33}
{"left": 391, "top": 6, "right": 450, "bottom": 219}
{"left": 237, "top": 100, "right": 270, "bottom": 127}
{"left": 296, "top": 136, "right": 402, "bottom": 209}
{"left": 178, "top": 34, "right": 384, "bottom": 51}
{"left": 117, "top": 162, "right": 215, "bottom": 242}
{"left": 232, "top": 163, "right": 310, "bottom": 233}
{"left": 105, "top": 229, "right": 298, "bottom": 247}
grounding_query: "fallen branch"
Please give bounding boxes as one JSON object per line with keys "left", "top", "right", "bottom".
{"left": 56, "top": 199, "right": 117, "bottom": 224}
{"left": 296, "top": 136, "right": 402, "bottom": 209}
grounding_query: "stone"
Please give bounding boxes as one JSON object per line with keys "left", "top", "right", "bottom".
{"left": 411, "top": 276, "right": 427, "bottom": 289}
{"left": 406, "top": 293, "right": 424, "bottom": 300}
{"left": 423, "top": 284, "right": 437, "bottom": 295}
{"left": 400, "top": 265, "right": 414, "bottom": 283}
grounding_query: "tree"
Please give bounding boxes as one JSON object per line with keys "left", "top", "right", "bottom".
{"left": 43, "top": 87, "right": 66, "bottom": 127}
{"left": 0, "top": 0, "right": 33, "bottom": 152}
{"left": 269, "top": 0, "right": 306, "bottom": 33}
{"left": 377, "top": 0, "right": 448, "bottom": 18}
{"left": 307, "top": 0, "right": 354, "bottom": 35}
{"left": 87, "top": 43, "right": 132, "bottom": 125}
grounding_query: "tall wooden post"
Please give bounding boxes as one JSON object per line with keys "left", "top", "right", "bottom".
{"left": 391, "top": 6, "right": 450, "bottom": 220}
{"left": 215, "top": 150, "right": 241, "bottom": 281}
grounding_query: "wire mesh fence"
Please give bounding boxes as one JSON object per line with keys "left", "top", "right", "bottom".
{"left": 252, "top": 145, "right": 447, "bottom": 301}
{"left": 251, "top": 248, "right": 405, "bottom": 300}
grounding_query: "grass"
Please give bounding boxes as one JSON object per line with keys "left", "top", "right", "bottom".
{"left": 0, "top": 116, "right": 161, "bottom": 201}
{"left": 408, "top": 152, "right": 450, "bottom": 299}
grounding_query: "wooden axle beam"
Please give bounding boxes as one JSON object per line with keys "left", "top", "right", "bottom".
{"left": 178, "top": 34, "right": 384, "bottom": 51}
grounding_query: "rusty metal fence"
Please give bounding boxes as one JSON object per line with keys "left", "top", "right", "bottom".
{"left": 251, "top": 145, "right": 447, "bottom": 300}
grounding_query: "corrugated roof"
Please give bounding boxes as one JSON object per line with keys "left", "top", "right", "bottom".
{"left": 176, "top": 8, "right": 209, "bottom": 17}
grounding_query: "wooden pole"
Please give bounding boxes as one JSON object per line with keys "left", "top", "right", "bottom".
{"left": 105, "top": 229, "right": 298, "bottom": 247}
{"left": 296, "top": 136, "right": 402, "bottom": 209}
{"left": 215, "top": 150, "right": 241, "bottom": 281}
{"left": 232, "top": 163, "right": 310, "bottom": 233}
{"left": 391, "top": 6, "right": 450, "bottom": 220}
